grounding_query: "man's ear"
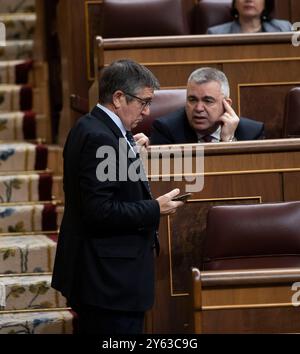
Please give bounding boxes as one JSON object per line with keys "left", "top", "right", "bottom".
{"left": 225, "top": 97, "right": 232, "bottom": 106}
{"left": 112, "top": 90, "right": 123, "bottom": 109}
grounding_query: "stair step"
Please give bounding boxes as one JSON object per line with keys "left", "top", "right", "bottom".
{"left": 0, "top": 203, "right": 57, "bottom": 234}
{"left": 0, "top": 142, "right": 48, "bottom": 171}
{"left": 0, "top": 84, "right": 49, "bottom": 115}
{"left": 0, "top": 310, "right": 74, "bottom": 334}
{"left": 47, "top": 145, "right": 63, "bottom": 175}
{"left": 0, "top": 13, "right": 36, "bottom": 40}
{"left": 0, "top": 40, "right": 33, "bottom": 60}
{"left": 0, "top": 1, "right": 35, "bottom": 14}
{"left": 0, "top": 172, "right": 53, "bottom": 203}
{"left": 0, "top": 274, "right": 67, "bottom": 311}
{"left": 0, "top": 84, "right": 32, "bottom": 112}
{"left": 52, "top": 175, "right": 63, "bottom": 201}
{"left": 0, "top": 235, "right": 56, "bottom": 274}
{"left": 0, "top": 60, "right": 33, "bottom": 84}
{"left": 0, "top": 112, "right": 47, "bottom": 141}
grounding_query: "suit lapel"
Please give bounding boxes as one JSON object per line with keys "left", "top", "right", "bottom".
{"left": 182, "top": 111, "right": 198, "bottom": 143}
{"left": 90, "top": 106, "right": 152, "bottom": 198}
{"left": 90, "top": 106, "right": 123, "bottom": 140}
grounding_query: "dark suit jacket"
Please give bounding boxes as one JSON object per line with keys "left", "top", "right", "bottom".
{"left": 207, "top": 19, "right": 292, "bottom": 34}
{"left": 51, "top": 106, "right": 160, "bottom": 312}
{"left": 150, "top": 107, "right": 264, "bottom": 145}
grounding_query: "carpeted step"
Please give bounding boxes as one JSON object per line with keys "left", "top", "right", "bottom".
{"left": 0, "top": 40, "right": 33, "bottom": 60}
{"left": 0, "top": 0, "right": 35, "bottom": 14}
{"left": 0, "top": 310, "right": 74, "bottom": 334}
{"left": 0, "top": 14, "right": 36, "bottom": 40}
{"left": 52, "top": 175, "right": 63, "bottom": 202}
{"left": 0, "top": 173, "right": 52, "bottom": 203}
{"left": 0, "top": 203, "right": 57, "bottom": 234}
{"left": 0, "top": 142, "right": 47, "bottom": 171}
{"left": 0, "top": 60, "right": 33, "bottom": 84}
{"left": 0, "top": 235, "right": 56, "bottom": 274}
{"left": 0, "top": 84, "right": 32, "bottom": 112}
{"left": 0, "top": 111, "right": 47, "bottom": 140}
{"left": 47, "top": 145, "right": 63, "bottom": 175}
{"left": 0, "top": 274, "right": 67, "bottom": 311}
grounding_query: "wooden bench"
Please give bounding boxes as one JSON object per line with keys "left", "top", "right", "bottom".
{"left": 190, "top": 267, "right": 300, "bottom": 333}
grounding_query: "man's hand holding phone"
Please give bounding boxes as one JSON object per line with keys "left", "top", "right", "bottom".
{"left": 171, "top": 192, "right": 193, "bottom": 202}
{"left": 156, "top": 188, "right": 185, "bottom": 216}
{"left": 219, "top": 99, "right": 239, "bottom": 142}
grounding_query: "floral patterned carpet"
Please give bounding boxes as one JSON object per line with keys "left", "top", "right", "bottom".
{"left": 0, "top": 0, "right": 73, "bottom": 334}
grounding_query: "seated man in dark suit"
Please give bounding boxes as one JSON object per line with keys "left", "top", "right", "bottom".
{"left": 151, "top": 67, "right": 264, "bottom": 145}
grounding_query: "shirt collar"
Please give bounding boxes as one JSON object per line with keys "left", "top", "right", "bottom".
{"left": 97, "top": 103, "right": 127, "bottom": 138}
{"left": 97, "top": 104, "right": 137, "bottom": 156}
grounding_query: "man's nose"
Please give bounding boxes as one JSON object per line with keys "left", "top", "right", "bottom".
{"left": 142, "top": 105, "right": 151, "bottom": 116}
{"left": 194, "top": 101, "right": 204, "bottom": 111}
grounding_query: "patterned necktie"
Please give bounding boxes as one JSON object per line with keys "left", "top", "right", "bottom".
{"left": 125, "top": 131, "right": 160, "bottom": 256}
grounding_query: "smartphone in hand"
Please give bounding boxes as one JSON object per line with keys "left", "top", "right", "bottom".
{"left": 171, "top": 193, "right": 193, "bottom": 202}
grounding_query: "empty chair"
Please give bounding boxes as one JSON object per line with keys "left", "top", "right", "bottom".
{"left": 101, "top": 0, "right": 195, "bottom": 38}
{"left": 190, "top": 201, "right": 300, "bottom": 333}
{"left": 133, "top": 89, "right": 186, "bottom": 137}
{"left": 202, "top": 201, "right": 300, "bottom": 270}
{"left": 194, "top": 0, "right": 232, "bottom": 34}
{"left": 283, "top": 87, "right": 300, "bottom": 138}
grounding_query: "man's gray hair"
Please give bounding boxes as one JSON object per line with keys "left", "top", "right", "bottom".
{"left": 188, "top": 67, "right": 230, "bottom": 97}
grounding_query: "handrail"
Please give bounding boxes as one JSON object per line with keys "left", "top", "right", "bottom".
{"left": 192, "top": 267, "right": 300, "bottom": 286}
{"left": 96, "top": 32, "right": 295, "bottom": 50}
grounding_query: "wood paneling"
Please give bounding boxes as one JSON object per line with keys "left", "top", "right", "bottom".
{"left": 57, "top": 0, "right": 90, "bottom": 144}
{"left": 145, "top": 139, "right": 300, "bottom": 333}
{"left": 192, "top": 268, "right": 300, "bottom": 333}
{"left": 291, "top": 0, "right": 300, "bottom": 23}
{"left": 239, "top": 84, "right": 300, "bottom": 139}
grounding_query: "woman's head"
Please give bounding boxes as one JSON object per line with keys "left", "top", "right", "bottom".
{"left": 231, "top": 0, "right": 275, "bottom": 21}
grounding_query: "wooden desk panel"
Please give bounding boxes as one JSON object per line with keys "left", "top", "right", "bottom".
{"left": 192, "top": 268, "right": 300, "bottom": 333}
{"left": 145, "top": 139, "right": 300, "bottom": 333}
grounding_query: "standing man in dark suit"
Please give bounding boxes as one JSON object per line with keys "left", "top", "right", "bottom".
{"left": 51, "top": 59, "right": 183, "bottom": 334}
{"left": 151, "top": 67, "right": 264, "bottom": 145}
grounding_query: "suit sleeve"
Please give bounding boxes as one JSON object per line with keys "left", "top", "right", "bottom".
{"left": 150, "top": 119, "right": 175, "bottom": 145}
{"left": 257, "top": 122, "right": 265, "bottom": 139}
{"left": 79, "top": 132, "right": 160, "bottom": 232}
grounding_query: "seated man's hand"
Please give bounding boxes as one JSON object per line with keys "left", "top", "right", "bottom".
{"left": 219, "top": 99, "right": 240, "bottom": 142}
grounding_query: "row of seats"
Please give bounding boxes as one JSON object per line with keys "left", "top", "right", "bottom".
{"left": 101, "top": 0, "right": 229, "bottom": 38}
{"left": 100, "top": 0, "right": 288, "bottom": 38}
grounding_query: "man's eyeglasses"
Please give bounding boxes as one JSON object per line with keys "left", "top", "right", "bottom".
{"left": 124, "top": 92, "right": 152, "bottom": 109}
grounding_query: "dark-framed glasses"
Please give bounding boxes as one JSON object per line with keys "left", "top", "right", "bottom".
{"left": 124, "top": 92, "right": 152, "bottom": 109}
